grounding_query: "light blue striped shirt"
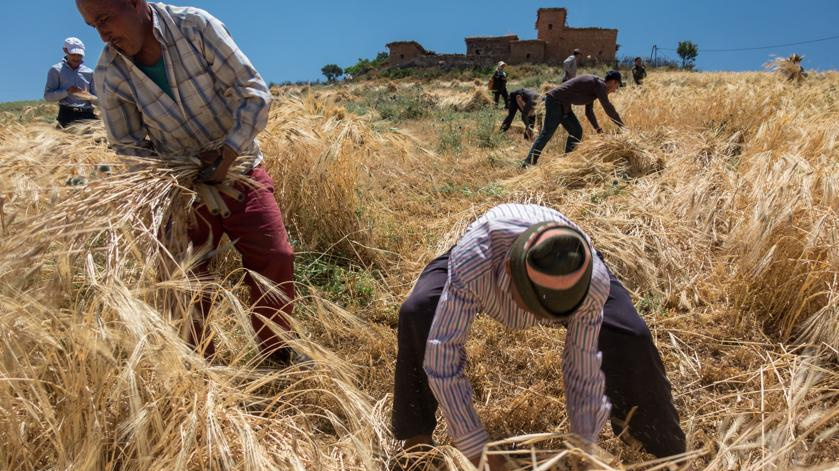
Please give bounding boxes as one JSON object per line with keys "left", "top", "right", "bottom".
{"left": 424, "top": 204, "right": 611, "bottom": 459}
{"left": 44, "top": 60, "right": 96, "bottom": 109}
{"left": 93, "top": 3, "right": 270, "bottom": 167}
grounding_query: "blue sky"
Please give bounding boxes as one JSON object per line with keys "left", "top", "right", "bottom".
{"left": 4, "top": 0, "right": 838, "bottom": 102}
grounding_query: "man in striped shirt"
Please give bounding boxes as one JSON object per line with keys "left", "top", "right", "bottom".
{"left": 392, "top": 204, "right": 684, "bottom": 467}
{"left": 76, "top": 0, "right": 302, "bottom": 364}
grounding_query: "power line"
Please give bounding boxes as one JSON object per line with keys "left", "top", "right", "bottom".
{"left": 658, "top": 33, "right": 839, "bottom": 53}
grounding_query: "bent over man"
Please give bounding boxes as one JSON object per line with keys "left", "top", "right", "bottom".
{"left": 392, "top": 204, "right": 685, "bottom": 469}
{"left": 77, "top": 0, "right": 303, "bottom": 364}
{"left": 500, "top": 88, "right": 539, "bottom": 140}
{"left": 523, "top": 71, "right": 625, "bottom": 166}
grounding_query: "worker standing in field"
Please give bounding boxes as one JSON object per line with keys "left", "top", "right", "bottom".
{"left": 523, "top": 71, "right": 625, "bottom": 166}
{"left": 75, "top": 0, "right": 307, "bottom": 365}
{"left": 562, "top": 48, "right": 581, "bottom": 82}
{"left": 500, "top": 88, "right": 538, "bottom": 140}
{"left": 490, "top": 61, "right": 509, "bottom": 108}
{"left": 44, "top": 37, "right": 98, "bottom": 128}
{"left": 631, "top": 57, "right": 648, "bottom": 85}
{"left": 391, "top": 204, "right": 685, "bottom": 469}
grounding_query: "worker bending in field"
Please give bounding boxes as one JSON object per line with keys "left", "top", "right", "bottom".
{"left": 392, "top": 204, "right": 685, "bottom": 469}
{"left": 44, "top": 37, "right": 98, "bottom": 128}
{"left": 500, "top": 88, "right": 539, "bottom": 140}
{"left": 523, "top": 71, "right": 625, "bottom": 166}
{"left": 76, "top": 0, "right": 306, "bottom": 365}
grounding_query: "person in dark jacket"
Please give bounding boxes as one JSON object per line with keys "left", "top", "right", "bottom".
{"left": 522, "top": 71, "right": 625, "bottom": 167}
{"left": 631, "top": 57, "right": 648, "bottom": 85}
{"left": 490, "top": 61, "right": 509, "bottom": 108}
{"left": 500, "top": 88, "right": 538, "bottom": 140}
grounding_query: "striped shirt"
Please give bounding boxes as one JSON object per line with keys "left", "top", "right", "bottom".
{"left": 424, "top": 204, "right": 611, "bottom": 459}
{"left": 93, "top": 2, "right": 271, "bottom": 167}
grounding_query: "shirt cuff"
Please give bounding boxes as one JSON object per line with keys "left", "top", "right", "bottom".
{"left": 455, "top": 426, "right": 490, "bottom": 460}
{"left": 223, "top": 135, "right": 247, "bottom": 157}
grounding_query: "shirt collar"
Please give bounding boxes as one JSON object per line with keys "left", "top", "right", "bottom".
{"left": 62, "top": 57, "right": 83, "bottom": 70}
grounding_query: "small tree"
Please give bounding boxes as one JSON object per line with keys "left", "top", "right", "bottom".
{"left": 676, "top": 41, "right": 699, "bottom": 69}
{"left": 321, "top": 64, "right": 344, "bottom": 83}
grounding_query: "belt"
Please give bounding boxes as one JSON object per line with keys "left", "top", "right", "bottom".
{"left": 60, "top": 104, "right": 93, "bottom": 112}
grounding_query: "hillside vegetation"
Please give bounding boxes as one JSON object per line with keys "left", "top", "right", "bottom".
{"left": 0, "top": 68, "right": 837, "bottom": 470}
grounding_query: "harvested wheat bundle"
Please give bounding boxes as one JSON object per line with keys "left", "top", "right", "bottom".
{"left": 437, "top": 88, "right": 492, "bottom": 112}
{"left": 766, "top": 53, "right": 807, "bottom": 83}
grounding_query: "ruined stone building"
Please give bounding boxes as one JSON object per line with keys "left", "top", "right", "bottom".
{"left": 387, "top": 8, "right": 618, "bottom": 68}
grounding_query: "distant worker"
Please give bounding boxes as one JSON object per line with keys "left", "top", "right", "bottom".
{"left": 490, "top": 61, "right": 509, "bottom": 108}
{"left": 500, "top": 88, "right": 538, "bottom": 140}
{"left": 391, "top": 203, "right": 686, "bottom": 469}
{"left": 44, "top": 37, "right": 97, "bottom": 128}
{"left": 523, "top": 71, "right": 625, "bottom": 167}
{"left": 631, "top": 57, "right": 648, "bottom": 85}
{"left": 562, "top": 48, "right": 581, "bottom": 82}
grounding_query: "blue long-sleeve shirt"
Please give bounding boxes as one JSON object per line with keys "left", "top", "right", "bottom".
{"left": 44, "top": 59, "right": 96, "bottom": 109}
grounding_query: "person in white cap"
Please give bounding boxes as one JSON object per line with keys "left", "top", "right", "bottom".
{"left": 44, "top": 37, "right": 98, "bottom": 127}
{"left": 490, "top": 61, "right": 508, "bottom": 108}
{"left": 562, "top": 48, "right": 582, "bottom": 82}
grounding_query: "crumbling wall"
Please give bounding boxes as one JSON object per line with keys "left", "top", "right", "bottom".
{"left": 509, "top": 40, "right": 546, "bottom": 65}
{"left": 560, "top": 28, "right": 618, "bottom": 63}
{"left": 385, "top": 8, "right": 617, "bottom": 68}
{"left": 386, "top": 42, "right": 431, "bottom": 67}
{"left": 465, "top": 35, "right": 518, "bottom": 62}
{"left": 399, "top": 54, "right": 495, "bottom": 69}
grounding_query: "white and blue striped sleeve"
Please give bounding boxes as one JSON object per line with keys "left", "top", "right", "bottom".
{"left": 423, "top": 269, "right": 487, "bottom": 459}
{"left": 563, "top": 257, "right": 611, "bottom": 443}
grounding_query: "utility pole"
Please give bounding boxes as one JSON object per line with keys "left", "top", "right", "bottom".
{"left": 649, "top": 45, "right": 658, "bottom": 66}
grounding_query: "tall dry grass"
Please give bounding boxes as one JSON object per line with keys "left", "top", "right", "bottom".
{"left": 0, "top": 71, "right": 836, "bottom": 470}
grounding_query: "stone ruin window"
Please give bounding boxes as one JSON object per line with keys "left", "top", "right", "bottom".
{"left": 526, "top": 53, "right": 531, "bottom": 59}
{"left": 400, "top": 54, "right": 405, "bottom": 59}
{"left": 548, "top": 24, "right": 553, "bottom": 30}
{"left": 476, "top": 49, "right": 481, "bottom": 55}
{"left": 598, "top": 50, "right": 603, "bottom": 56}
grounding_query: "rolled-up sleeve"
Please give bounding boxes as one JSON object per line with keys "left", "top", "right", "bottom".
{"left": 563, "top": 256, "right": 611, "bottom": 443}
{"left": 423, "top": 269, "right": 487, "bottom": 459}
{"left": 199, "top": 15, "right": 271, "bottom": 155}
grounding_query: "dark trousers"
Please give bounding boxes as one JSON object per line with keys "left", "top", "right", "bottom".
{"left": 493, "top": 88, "right": 508, "bottom": 107}
{"left": 57, "top": 105, "right": 97, "bottom": 128}
{"left": 500, "top": 102, "right": 535, "bottom": 140}
{"left": 391, "top": 251, "right": 686, "bottom": 458}
{"left": 187, "top": 166, "right": 295, "bottom": 359}
{"left": 524, "top": 97, "right": 583, "bottom": 165}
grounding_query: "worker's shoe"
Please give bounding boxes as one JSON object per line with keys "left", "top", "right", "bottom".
{"left": 265, "top": 346, "right": 314, "bottom": 370}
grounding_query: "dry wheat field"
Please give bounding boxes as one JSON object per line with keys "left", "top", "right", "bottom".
{"left": 0, "top": 69, "right": 837, "bottom": 470}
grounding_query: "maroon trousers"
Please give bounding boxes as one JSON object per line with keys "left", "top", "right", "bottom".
{"left": 187, "top": 166, "right": 295, "bottom": 358}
